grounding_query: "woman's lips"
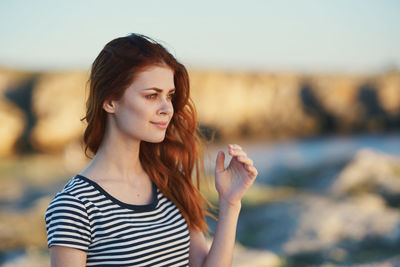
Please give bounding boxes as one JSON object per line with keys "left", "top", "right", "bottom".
{"left": 150, "top": 121, "right": 168, "bottom": 129}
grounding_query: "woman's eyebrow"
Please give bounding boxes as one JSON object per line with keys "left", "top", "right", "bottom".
{"left": 143, "top": 87, "right": 175, "bottom": 92}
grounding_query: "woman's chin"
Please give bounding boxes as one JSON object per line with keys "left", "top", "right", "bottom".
{"left": 145, "top": 135, "right": 166, "bottom": 143}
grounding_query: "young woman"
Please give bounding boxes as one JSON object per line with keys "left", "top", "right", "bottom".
{"left": 45, "top": 33, "right": 258, "bottom": 267}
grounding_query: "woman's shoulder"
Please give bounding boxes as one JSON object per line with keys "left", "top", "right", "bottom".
{"left": 46, "top": 176, "right": 89, "bottom": 212}
{"left": 45, "top": 175, "right": 92, "bottom": 252}
{"left": 54, "top": 175, "right": 91, "bottom": 196}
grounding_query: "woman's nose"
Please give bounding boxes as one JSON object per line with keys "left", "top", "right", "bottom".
{"left": 158, "top": 97, "right": 173, "bottom": 115}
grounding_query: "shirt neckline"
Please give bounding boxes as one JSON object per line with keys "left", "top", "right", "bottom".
{"left": 75, "top": 174, "right": 159, "bottom": 212}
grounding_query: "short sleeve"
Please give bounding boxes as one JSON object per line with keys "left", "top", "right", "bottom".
{"left": 45, "top": 191, "right": 91, "bottom": 252}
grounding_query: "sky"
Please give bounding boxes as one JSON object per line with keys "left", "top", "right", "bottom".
{"left": 0, "top": 0, "right": 399, "bottom": 74}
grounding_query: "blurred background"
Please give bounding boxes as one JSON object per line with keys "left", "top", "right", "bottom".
{"left": 1, "top": 0, "right": 400, "bottom": 266}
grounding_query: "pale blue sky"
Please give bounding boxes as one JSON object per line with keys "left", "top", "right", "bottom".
{"left": 1, "top": 0, "right": 399, "bottom": 74}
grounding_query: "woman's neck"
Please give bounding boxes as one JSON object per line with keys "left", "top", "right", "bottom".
{"left": 80, "top": 127, "right": 146, "bottom": 184}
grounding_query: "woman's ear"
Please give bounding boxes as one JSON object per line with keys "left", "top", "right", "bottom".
{"left": 103, "top": 99, "right": 117, "bottom": 113}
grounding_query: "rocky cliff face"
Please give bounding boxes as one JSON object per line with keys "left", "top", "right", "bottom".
{"left": 231, "top": 148, "right": 400, "bottom": 265}
{"left": 190, "top": 71, "right": 317, "bottom": 140}
{"left": 1, "top": 68, "right": 399, "bottom": 155}
{"left": 30, "top": 71, "right": 88, "bottom": 151}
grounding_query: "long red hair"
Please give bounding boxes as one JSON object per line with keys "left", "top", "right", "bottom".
{"left": 81, "top": 33, "right": 213, "bottom": 232}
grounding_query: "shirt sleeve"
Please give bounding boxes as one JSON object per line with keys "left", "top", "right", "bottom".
{"left": 44, "top": 191, "right": 91, "bottom": 252}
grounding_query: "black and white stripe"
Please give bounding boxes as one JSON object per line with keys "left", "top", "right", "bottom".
{"left": 45, "top": 174, "right": 190, "bottom": 266}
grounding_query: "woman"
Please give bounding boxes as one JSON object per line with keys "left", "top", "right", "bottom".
{"left": 45, "top": 33, "right": 258, "bottom": 266}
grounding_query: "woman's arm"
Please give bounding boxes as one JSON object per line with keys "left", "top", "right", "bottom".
{"left": 189, "top": 201, "right": 241, "bottom": 267}
{"left": 50, "top": 246, "right": 87, "bottom": 267}
{"left": 190, "top": 144, "right": 258, "bottom": 267}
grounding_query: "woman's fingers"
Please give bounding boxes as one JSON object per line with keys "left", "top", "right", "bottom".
{"left": 228, "top": 145, "right": 246, "bottom": 156}
{"left": 236, "top": 155, "right": 254, "bottom": 166}
{"left": 227, "top": 143, "right": 259, "bottom": 179}
{"left": 228, "top": 144, "right": 242, "bottom": 150}
{"left": 229, "top": 149, "right": 247, "bottom": 158}
{"left": 228, "top": 145, "right": 253, "bottom": 163}
{"left": 249, "top": 166, "right": 258, "bottom": 176}
{"left": 227, "top": 144, "right": 257, "bottom": 176}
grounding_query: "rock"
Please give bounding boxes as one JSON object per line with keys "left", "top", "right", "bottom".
{"left": 378, "top": 70, "right": 400, "bottom": 114}
{"left": 236, "top": 198, "right": 302, "bottom": 254}
{"left": 1, "top": 248, "right": 49, "bottom": 267}
{"left": 189, "top": 70, "right": 318, "bottom": 139}
{"left": 0, "top": 99, "right": 26, "bottom": 156}
{"left": 330, "top": 149, "right": 400, "bottom": 205}
{"left": 205, "top": 237, "right": 282, "bottom": 267}
{"left": 0, "top": 196, "right": 50, "bottom": 250}
{"left": 232, "top": 243, "right": 282, "bottom": 267}
{"left": 283, "top": 194, "right": 400, "bottom": 255}
{"left": 30, "top": 71, "right": 88, "bottom": 152}
{"left": 237, "top": 193, "right": 400, "bottom": 265}
{"left": 318, "top": 255, "right": 400, "bottom": 266}
{"left": 0, "top": 68, "right": 32, "bottom": 95}
{"left": 0, "top": 174, "right": 24, "bottom": 202}
{"left": 0, "top": 68, "right": 32, "bottom": 156}
{"left": 307, "top": 74, "right": 365, "bottom": 131}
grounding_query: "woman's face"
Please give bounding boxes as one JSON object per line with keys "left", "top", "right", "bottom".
{"left": 105, "top": 65, "right": 175, "bottom": 143}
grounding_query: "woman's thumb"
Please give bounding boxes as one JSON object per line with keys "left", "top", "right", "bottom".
{"left": 215, "top": 151, "right": 225, "bottom": 172}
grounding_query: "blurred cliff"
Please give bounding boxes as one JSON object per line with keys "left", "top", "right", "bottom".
{"left": 1, "top": 67, "right": 399, "bottom": 157}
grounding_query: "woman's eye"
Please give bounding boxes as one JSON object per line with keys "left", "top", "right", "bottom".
{"left": 146, "top": 94, "right": 157, "bottom": 99}
{"left": 145, "top": 93, "right": 175, "bottom": 100}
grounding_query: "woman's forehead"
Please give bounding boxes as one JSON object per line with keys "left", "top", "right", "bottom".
{"left": 129, "top": 66, "right": 175, "bottom": 91}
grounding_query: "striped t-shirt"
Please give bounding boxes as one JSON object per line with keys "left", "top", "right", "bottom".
{"left": 45, "top": 174, "right": 190, "bottom": 266}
